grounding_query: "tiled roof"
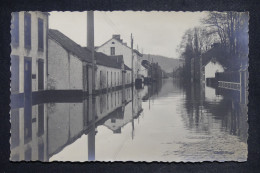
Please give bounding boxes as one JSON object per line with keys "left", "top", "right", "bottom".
{"left": 94, "top": 52, "right": 123, "bottom": 69}
{"left": 96, "top": 36, "right": 143, "bottom": 57}
{"left": 49, "top": 29, "right": 128, "bottom": 70}
{"left": 124, "top": 64, "right": 131, "bottom": 71}
{"left": 49, "top": 29, "right": 92, "bottom": 63}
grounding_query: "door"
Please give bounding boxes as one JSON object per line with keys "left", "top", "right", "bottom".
{"left": 24, "top": 58, "right": 32, "bottom": 143}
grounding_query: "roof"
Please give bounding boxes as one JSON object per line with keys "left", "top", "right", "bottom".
{"left": 94, "top": 52, "right": 123, "bottom": 69}
{"left": 49, "top": 29, "right": 92, "bottom": 63}
{"left": 49, "top": 29, "right": 126, "bottom": 70}
{"left": 124, "top": 64, "right": 131, "bottom": 71}
{"left": 96, "top": 36, "right": 143, "bottom": 57}
{"left": 134, "top": 49, "right": 143, "bottom": 57}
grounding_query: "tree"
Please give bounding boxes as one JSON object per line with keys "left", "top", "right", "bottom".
{"left": 202, "top": 12, "right": 249, "bottom": 70}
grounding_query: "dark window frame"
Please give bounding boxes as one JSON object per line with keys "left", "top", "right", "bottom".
{"left": 38, "top": 18, "right": 44, "bottom": 51}
{"left": 24, "top": 12, "right": 31, "bottom": 49}
{"left": 11, "top": 55, "right": 20, "bottom": 93}
{"left": 110, "top": 47, "right": 115, "bottom": 56}
{"left": 11, "top": 12, "right": 19, "bottom": 47}
{"left": 37, "top": 104, "right": 44, "bottom": 137}
{"left": 38, "top": 59, "right": 44, "bottom": 90}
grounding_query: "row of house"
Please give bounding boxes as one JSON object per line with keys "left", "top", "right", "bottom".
{"left": 10, "top": 86, "right": 143, "bottom": 161}
{"left": 9, "top": 11, "right": 148, "bottom": 161}
{"left": 10, "top": 11, "right": 148, "bottom": 100}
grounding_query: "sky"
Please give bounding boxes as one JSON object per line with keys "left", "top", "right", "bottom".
{"left": 49, "top": 11, "right": 207, "bottom": 59}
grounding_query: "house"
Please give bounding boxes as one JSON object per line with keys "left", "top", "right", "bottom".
{"left": 48, "top": 29, "right": 131, "bottom": 94}
{"left": 10, "top": 11, "right": 49, "bottom": 99}
{"left": 96, "top": 34, "right": 143, "bottom": 83}
{"left": 204, "top": 59, "right": 224, "bottom": 81}
{"left": 10, "top": 11, "right": 49, "bottom": 161}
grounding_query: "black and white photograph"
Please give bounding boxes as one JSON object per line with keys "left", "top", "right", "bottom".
{"left": 9, "top": 11, "right": 248, "bottom": 162}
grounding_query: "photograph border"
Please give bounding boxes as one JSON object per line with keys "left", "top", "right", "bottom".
{"left": 1, "top": 0, "right": 259, "bottom": 172}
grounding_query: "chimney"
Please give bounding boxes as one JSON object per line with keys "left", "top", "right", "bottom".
{"left": 112, "top": 34, "right": 121, "bottom": 40}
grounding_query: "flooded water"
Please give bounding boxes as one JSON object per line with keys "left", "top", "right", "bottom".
{"left": 10, "top": 78, "right": 248, "bottom": 162}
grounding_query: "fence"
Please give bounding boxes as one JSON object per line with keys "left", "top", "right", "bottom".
{"left": 215, "top": 71, "right": 240, "bottom": 83}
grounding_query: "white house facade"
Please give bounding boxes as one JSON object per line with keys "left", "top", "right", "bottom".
{"left": 204, "top": 60, "right": 224, "bottom": 79}
{"left": 48, "top": 30, "right": 132, "bottom": 93}
{"left": 10, "top": 11, "right": 49, "bottom": 161}
{"left": 10, "top": 11, "right": 49, "bottom": 95}
{"left": 96, "top": 34, "right": 143, "bottom": 83}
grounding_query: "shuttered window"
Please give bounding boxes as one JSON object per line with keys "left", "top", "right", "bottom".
{"left": 11, "top": 55, "right": 19, "bottom": 93}
{"left": 11, "top": 12, "right": 19, "bottom": 46}
{"left": 38, "top": 18, "right": 44, "bottom": 51}
{"left": 24, "top": 12, "right": 31, "bottom": 49}
{"left": 38, "top": 59, "right": 44, "bottom": 90}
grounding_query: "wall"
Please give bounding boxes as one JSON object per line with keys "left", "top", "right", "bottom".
{"left": 47, "top": 38, "right": 83, "bottom": 90}
{"left": 11, "top": 11, "right": 48, "bottom": 93}
{"left": 139, "top": 65, "right": 148, "bottom": 78}
{"left": 96, "top": 38, "right": 141, "bottom": 82}
{"left": 47, "top": 102, "right": 84, "bottom": 156}
{"left": 10, "top": 104, "right": 48, "bottom": 161}
{"left": 95, "top": 65, "right": 122, "bottom": 90}
{"left": 205, "top": 61, "right": 224, "bottom": 79}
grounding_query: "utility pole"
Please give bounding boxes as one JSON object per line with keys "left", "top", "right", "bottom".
{"left": 87, "top": 11, "right": 95, "bottom": 161}
{"left": 87, "top": 11, "right": 95, "bottom": 94}
{"left": 131, "top": 33, "right": 134, "bottom": 85}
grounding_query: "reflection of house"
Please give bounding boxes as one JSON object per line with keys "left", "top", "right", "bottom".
{"left": 10, "top": 103, "right": 48, "bottom": 161}
{"left": 103, "top": 88, "right": 143, "bottom": 134}
{"left": 10, "top": 11, "right": 49, "bottom": 161}
{"left": 96, "top": 34, "right": 143, "bottom": 83}
{"left": 48, "top": 29, "right": 131, "bottom": 93}
{"left": 47, "top": 88, "right": 133, "bottom": 159}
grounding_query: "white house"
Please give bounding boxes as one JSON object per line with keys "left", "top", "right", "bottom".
{"left": 96, "top": 34, "right": 143, "bottom": 83}
{"left": 204, "top": 60, "right": 224, "bottom": 79}
{"left": 48, "top": 29, "right": 132, "bottom": 93}
{"left": 48, "top": 29, "right": 91, "bottom": 91}
{"left": 10, "top": 11, "right": 49, "bottom": 161}
{"left": 10, "top": 11, "right": 49, "bottom": 97}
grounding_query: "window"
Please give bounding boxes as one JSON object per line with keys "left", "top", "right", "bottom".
{"left": 38, "top": 18, "right": 44, "bottom": 51}
{"left": 38, "top": 142, "right": 44, "bottom": 161}
{"left": 107, "top": 71, "right": 108, "bottom": 88}
{"left": 11, "top": 55, "right": 19, "bottom": 93}
{"left": 11, "top": 12, "right": 19, "bottom": 46}
{"left": 24, "top": 12, "right": 31, "bottom": 49}
{"left": 38, "top": 59, "right": 44, "bottom": 90}
{"left": 115, "top": 92, "right": 116, "bottom": 105}
{"left": 24, "top": 147, "right": 32, "bottom": 161}
{"left": 100, "top": 71, "right": 102, "bottom": 88}
{"left": 11, "top": 109, "right": 19, "bottom": 149}
{"left": 38, "top": 104, "right": 44, "bottom": 136}
{"left": 111, "top": 72, "right": 112, "bottom": 87}
{"left": 110, "top": 47, "right": 115, "bottom": 56}
{"left": 118, "top": 72, "right": 119, "bottom": 85}
{"left": 114, "top": 72, "right": 116, "bottom": 86}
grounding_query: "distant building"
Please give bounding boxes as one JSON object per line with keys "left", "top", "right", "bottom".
{"left": 204, "top": 60, "right": 224, "bottom": 80}
{"left": 48, "top": 29, "right": 131, "bottom": 93}
{"left": 139, "top": 60, "right": 149, "bottom": 79}
{"left": 96, "top": 34, "right": 143, "bottom": 83}
{"left": 10, "top": 11, "right": 49, "bottom": 161}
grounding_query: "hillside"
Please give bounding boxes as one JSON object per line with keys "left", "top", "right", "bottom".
{"left": 141, "top": 54, "right": 184, "bottom": 73}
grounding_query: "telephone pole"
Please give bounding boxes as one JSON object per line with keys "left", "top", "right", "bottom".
{"left": 131, "top": 33, "right": 134, "bottom": 85}
{"left": 87, "top": 11, "right": 95, "bottom": 94}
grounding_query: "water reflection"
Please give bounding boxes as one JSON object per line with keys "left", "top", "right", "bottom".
{"left": 10, "top": 78, "right": 247, "bottom": 162}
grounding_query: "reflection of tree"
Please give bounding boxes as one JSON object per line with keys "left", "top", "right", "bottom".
{"left": 182, "top": 83, "right": 247, "bottom": 143}
{"left": 142, "top": 81, "right": 162, "bottom": 101}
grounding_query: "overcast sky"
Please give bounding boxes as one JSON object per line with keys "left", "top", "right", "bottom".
{"left": 49, "top": 11, "right": 206, "bottom": 58}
